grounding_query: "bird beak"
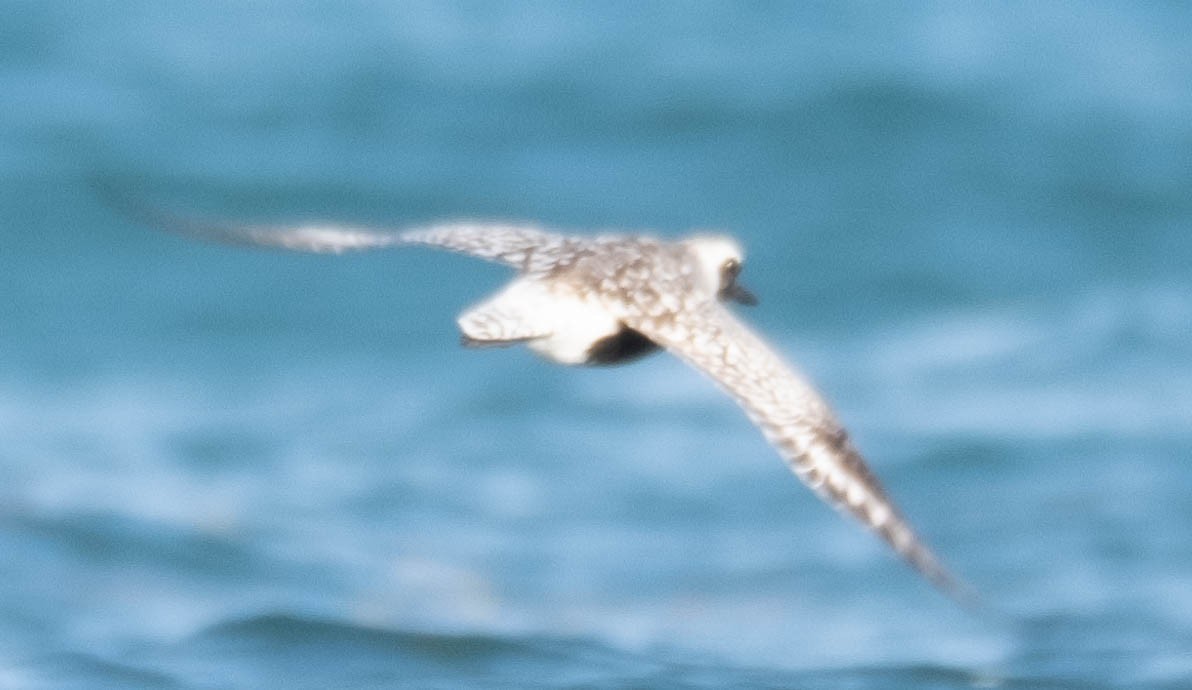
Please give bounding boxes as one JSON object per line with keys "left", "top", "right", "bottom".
{"left": 723, "top": 282, "right": 759, "bottom": 306}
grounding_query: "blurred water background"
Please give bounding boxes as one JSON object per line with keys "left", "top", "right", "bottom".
{"left": 2, "top": 2, "right": 1191, "bottom": 688}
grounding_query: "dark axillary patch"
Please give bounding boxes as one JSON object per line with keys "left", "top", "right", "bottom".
{"left": 586, "top": 326, "right": 660, "bottom": 365}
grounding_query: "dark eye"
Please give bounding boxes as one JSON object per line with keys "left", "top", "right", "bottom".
{"left": 721, "top": 258, "right": 741, "bottom": 278}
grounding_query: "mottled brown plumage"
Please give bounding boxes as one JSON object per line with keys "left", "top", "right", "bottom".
{"left": 149, "top": 214, "right": 971, "bottom": 602}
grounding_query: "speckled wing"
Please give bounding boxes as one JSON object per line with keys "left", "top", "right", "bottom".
{"left": 108, "top": 186, "right": 587, "bottom": 270}
{"left": 154, "top": 216, "right": 583, "bottom": 270}
{"left": 630, "top": 302, "right": 970, "bottom": 600}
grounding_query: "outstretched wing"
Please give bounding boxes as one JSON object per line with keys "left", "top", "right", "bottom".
{"left": 630, "top": 302, "right": 972, "bottom": 601}
{"left": 99, "top": 183, "right": 585, "bottom": 270}
{"left": 159, "top": 216, "right": 579, "bottom": 270}
{"left": 164, "top": 218, "right": 579, "bottom": 268}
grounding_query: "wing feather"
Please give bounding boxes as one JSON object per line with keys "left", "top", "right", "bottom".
{"left": 631, "top": 303, "right": 972, "bottom": 601}
{"left": 99, "top": 183, "right": 583, "bottom": 269}
{"left": 156, "top": 216, "right": 579, "bottom": 269}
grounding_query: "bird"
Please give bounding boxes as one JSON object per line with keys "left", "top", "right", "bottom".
{"left": 133, "top": 202, "right": 971, "bottom": 603}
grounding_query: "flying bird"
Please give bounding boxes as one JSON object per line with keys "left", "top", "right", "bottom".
{"left": 137, "top": 205, "right": 971, "bottom": 602}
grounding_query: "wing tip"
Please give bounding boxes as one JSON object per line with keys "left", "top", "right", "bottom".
{"left": 896, "top": 532, "right": 982, "bottom": 610}
{"left": 90, "top": 177, "right": 393, "bottom": 253}
{"left": 89, "top": 175, "right": 245, "bottom": 246}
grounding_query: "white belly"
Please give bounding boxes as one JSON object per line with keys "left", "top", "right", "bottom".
{"left": 526, "top": 292, "right": 622, "bottom": 365}
{"left": 456, "top": 279, "right": 621, "bottom": 365}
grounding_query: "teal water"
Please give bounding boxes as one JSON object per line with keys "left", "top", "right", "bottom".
{"left": 3, "top": 3, "right": 1191, "bottom": 688}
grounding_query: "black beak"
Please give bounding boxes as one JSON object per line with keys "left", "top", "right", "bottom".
{"left": 723, "top": 282, "right": 759, "bottom": 306}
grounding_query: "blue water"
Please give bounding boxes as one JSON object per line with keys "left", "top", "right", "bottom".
{"left": 3, "top": 2, "right": 1191, "bottom": 688}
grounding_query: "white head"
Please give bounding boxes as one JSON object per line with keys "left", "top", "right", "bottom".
{"left": 683, "top": 235, "right": 758, "bottom": 306}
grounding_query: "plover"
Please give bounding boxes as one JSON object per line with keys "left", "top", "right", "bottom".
{"left": 149, "top": 212, "right": 970, "bottom": 601}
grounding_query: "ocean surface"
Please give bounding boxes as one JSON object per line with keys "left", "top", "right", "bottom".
{"left": 3, "top": 3, "right": 1191, "bottom": 688}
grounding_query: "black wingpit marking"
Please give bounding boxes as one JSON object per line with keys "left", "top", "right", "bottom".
{"left": 585, "top": 327, "right": 661, "bottom": 365}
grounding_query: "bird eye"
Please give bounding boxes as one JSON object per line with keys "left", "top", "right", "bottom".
{"left": 721, "top": 258, "right": 741, "bottom": 277}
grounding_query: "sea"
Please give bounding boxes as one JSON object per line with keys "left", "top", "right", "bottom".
{"left": 2, "top": 2, "right": 1190, "bottom": 688}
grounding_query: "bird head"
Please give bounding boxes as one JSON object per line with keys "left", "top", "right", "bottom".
{"left": 683, "top": 235, "right": 759, "bottom": 306}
